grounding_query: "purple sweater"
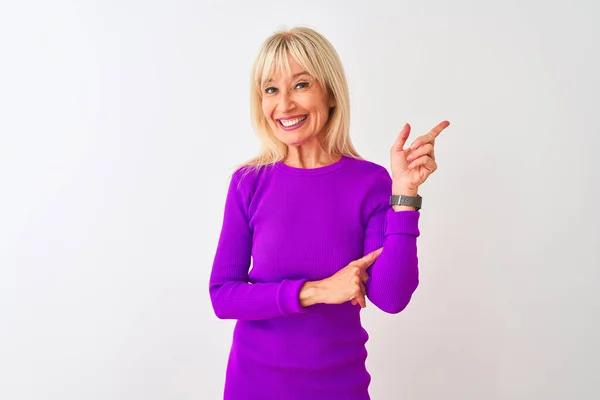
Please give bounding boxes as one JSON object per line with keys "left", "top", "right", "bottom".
{"left": 209, "top": 155, "right": 420, "bottom": 400}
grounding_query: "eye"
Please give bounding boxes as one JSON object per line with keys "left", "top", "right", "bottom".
{"left": 264, "top": 86, "right": 277, "bottom": 95}
{"left": 295, "top": 81, "right": 310, "bottom": 89}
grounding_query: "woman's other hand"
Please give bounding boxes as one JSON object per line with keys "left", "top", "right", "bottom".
{"left": 390, "top": 120, "right": 450, "bottom": 194}
{"left": 299, "top": 248, "right": 383, "bottom": 308}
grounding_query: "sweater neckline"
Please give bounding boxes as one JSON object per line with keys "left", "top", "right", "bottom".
{"left": 274, "top": 155, "right": 351, "bottom": 176}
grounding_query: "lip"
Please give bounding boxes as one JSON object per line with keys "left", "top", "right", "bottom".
{"left": 277, "top": 114, "right": 308, "bottom": 131}
{"left": 277, "top": 114, "right": 307, "bottom": 122}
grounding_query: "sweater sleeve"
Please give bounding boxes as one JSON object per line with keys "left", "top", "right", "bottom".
{"left": 363, "top": 168, "right": 421, "bottom": 314}
{"left": 209, "top": 169, "right": 308, "bottom": 321}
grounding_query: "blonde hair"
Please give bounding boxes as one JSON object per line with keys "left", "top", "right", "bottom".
{"left": 239, "top": 26, "right": 362, "bottom": 171}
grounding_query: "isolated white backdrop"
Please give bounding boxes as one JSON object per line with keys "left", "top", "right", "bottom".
{"left": 1, "top": 0, "right": 599, "bottom": 399}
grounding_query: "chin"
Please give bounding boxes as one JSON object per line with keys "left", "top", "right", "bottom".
{"left": 277, "top": 138, "right": 302, "bottom": 147}
{"left": 272, "top": 131, "right": 306, "bottom": 147}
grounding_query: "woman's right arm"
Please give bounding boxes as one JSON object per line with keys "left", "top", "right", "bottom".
{"left": 209, "top": 170, "right": 310, "bottom": 321}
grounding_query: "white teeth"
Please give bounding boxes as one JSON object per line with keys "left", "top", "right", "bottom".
{"left": 280, "top": 115, "right": 307, "bottom": 127}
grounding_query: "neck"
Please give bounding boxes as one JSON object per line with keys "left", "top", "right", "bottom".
{"left": 284, "top": 142, "right": 341, "bottom": 169}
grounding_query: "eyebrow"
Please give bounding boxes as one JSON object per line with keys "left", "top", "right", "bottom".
{"left": 265, "top": 71, "right": 311, "bottom": 84}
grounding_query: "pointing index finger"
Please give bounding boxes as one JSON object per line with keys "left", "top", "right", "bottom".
{"left": 429, "top": 120, "right": 450, "bottom": 139}
{"left": 359, "top": 247, "right": 383, "bottom": 269}
{"left": 409, "top": 120, "right": 450, "bottom": 150}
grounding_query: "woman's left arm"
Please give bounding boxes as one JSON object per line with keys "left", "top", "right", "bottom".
{"left": 362, "top": 173, "right": 421, "bottom": 314}
{"left": 364, "top": 120, "right": 450, "bottom": 313}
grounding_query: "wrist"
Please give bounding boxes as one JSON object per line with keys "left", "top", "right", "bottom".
{"left": 392, "top": 204, "right": 417, "bottom": 212}
{"left": 299, "top": 280, "right": 324, "bottom": 307}
{"left": 392, "top": 183, "right": 418, "bottom": 197}
{"left": 391, "top": 184, "right": 421, "bottom": 211}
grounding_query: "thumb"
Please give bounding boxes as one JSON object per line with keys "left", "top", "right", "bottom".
{"left": 392, "top": 123, "right": 411, "bottom": 152}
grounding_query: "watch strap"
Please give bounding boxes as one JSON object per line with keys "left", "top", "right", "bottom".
{"left": 390, "top": 194, "right": 422, "bottom": 210}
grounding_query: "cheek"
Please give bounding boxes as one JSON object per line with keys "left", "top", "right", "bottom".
{"left": 306, "top": 93, "right": 330, "bottom": 117}
{"left": 261, "top": 99, "right": 274, "bottom": 120}
{"left": 312, "top": 100, "right": 330, "bottom": 122}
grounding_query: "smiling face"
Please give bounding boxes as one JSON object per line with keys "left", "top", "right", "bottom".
{"left": 261, "top": 55, "right": 334, "bottom": 147}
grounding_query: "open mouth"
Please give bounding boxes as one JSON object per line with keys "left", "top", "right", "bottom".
{"left": 277, "top": 115, "right": 308, "bottom": 130}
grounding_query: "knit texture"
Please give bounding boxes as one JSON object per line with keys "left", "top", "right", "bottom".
{"left": 209, "top": 155, "right": 420, "bottom": 400}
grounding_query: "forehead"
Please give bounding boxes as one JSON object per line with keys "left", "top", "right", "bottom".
{"left": 262, "top": 53, "right": 312, "bottom": 84}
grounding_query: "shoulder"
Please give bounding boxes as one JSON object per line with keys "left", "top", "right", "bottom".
{"left": 229, "top": 163, "right": 275, "bottom": 196}
{"left": 346, "top": 157, "right": 392, "bottom": 187}
{"left": 346, "top": 158, "right": 392, "bottom": 220}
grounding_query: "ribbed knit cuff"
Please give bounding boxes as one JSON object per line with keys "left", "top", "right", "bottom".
{"left": 276, "top": 278, "right": 309, "bottom": 316}
{"left": 385, "top": 209, "right": 421, "bottom": 237}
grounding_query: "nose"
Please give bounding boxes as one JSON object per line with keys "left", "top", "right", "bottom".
{"left": 276, "top": 92, "right": 295, "bottom": 113}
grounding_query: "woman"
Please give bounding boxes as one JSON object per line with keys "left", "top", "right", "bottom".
{"left": 209, "top": 26, "right": 449, "bottom": 400}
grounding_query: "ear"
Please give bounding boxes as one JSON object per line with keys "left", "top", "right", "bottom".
{"left": 328, "top": 93, "right": 335, "bottom": 108}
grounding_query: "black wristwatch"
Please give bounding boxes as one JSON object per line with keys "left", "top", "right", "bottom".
{"left": 390, "top": 194, "right": 422, "bottom": 210}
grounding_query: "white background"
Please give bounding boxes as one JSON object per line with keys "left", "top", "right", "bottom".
{"left": 1, "top": 0, "right": 599, "bottom": 399}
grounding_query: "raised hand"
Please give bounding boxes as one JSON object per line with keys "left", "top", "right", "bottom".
{"left": 390, "top": 120, "right": 450, "bottom": 193}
